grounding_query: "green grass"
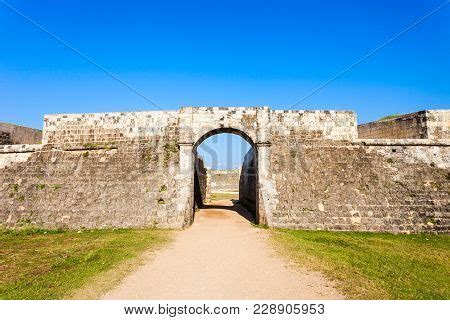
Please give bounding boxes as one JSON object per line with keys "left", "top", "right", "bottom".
{"left": 378, "top": 113, "right": 401, "bottom": 121}
{"left": 210, "top": 192, "right": 238, "bottom": 201}
{"left": 0, "top": 227, "right": 171, "bottom": 299}
{"left": 272, "top": 230, "right": 450, "bottom": 299}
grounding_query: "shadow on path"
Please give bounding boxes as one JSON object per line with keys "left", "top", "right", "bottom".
{"left": 199, "top": 200, "right": 255, "bottom": 223}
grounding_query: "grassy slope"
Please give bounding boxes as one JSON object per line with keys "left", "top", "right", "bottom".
{"left": 272, "top": 230, "right": 449, "bottom": 299}
{"left": 0, "top": 228, "right": 171, "bottom": 299}
{"left": 377, "top": 113, "right": 401, "bottom": 121}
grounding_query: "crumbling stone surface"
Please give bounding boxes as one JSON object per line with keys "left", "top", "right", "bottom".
{"left": 426, "top": 110, "right": 450, "bottom": 140}
{"left": 0, "top": 131, "right": 12, "bottom": 145}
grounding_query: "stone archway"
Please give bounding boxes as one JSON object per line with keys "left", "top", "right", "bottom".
{"left": 192, "top": 128, "right": 259, "bottom": 222}
{"left": 176, "top": 107, "right": 276, "bottom": 228}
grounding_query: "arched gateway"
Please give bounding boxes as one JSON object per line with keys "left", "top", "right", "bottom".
{"left": 176, "top": 107, "right": 275, "bottom": 227}
{"left": 1, "top": 107, "right": 448, "bottom": 233}
{"left": 192, "top": 128, "right": 258, "bottom": 221}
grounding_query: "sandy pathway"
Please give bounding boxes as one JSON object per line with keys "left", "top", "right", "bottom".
{"left": 103, "top": 200, "right": 343, "bottom": 299}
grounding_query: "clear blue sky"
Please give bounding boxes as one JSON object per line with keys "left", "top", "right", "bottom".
{"left": 1, "top": 0, "right": 449, "bottom": 168}
{"left": 198, "top": 133, "right": 251, "bottom": 170}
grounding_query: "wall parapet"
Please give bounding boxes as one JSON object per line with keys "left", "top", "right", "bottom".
{"left": 270, "top": 109, "right": 357, "bottom": 141}
{"left": 43, "top": 107, "right": 358, "bottom": 146}
{"left": 0, "top": 144, "right": 43, "bottom": 154}
{"left": 43, "top": 110, "right": 179, "bottom": 145}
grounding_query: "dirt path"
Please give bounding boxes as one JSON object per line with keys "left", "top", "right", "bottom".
{"left": 103, "top": 200, "right": 343, "bottom": 299}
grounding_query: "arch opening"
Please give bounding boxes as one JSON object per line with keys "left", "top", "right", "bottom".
{"left": 192, "top": 128, "right": 259, "bottom": 223}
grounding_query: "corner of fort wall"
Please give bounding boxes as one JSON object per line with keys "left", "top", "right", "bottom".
{"left": 357, "top": 110, "right": 450, "bottom": 140}
{"left": 0, "top": 122, "right": 42, "bottom": 145}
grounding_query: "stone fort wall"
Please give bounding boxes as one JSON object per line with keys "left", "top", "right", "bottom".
{"left": 0, "top": 140, "right": 182, "bottom": 229}
{"left": 0, "top": 131, "right": 12, "bottom": 145}
{"left": 357, "top": 110, "right": 449, "bottom": 140}
{"left": 239, "top": 149, "right": 257, "bottom": 214}
{"left": 0, "top": 122, "right": 42, "bottom": 145}
{"left": 43, "top": 108, "right": 357, "bottom": 145}
{"left": 194, "top": 156, "right": 208, "bottom": 208}
{"left": 0, "top": 107, "right": 448, "bottom": 233}
{"left": 1, "top": 111, "right": 184, "bottom": 229}
{"left": 270, "top": 138, "right": 449, "bottom": 233}
{"left": 209, "top": 170, "right": 241, "bottom": 192}
{"left": 42, "top": 111, "right": 179, "bottom": 146}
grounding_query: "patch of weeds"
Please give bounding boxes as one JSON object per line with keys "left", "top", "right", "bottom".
{"left": 104, "top": 142, "right": 116, "bottom": 151}
{"left": 386, "top": 158, "right": 394, "bottom": 164}
{"left": 142, "top": 149, "right": 153, "bottom": 162}
{"left": 19, "top": 218, "right": 32, "bottom": 225}
{"left": 163, "top": 143, "right": 178, "bottom": 154}
{"left": 159, "top": 185, "right": 167, "bottom": 192}
{"left": 17, "top": 194, "right": 25, "bottom": 201}
{"left": 35, "top": 184, "right": 46, "bottom": 190}
{"left": 157, "top": 198, "right": 165, "bottom": 204}
{"left": 82, "top": 151, "right": 89, "bottom": 158}
{"left": 251, "top": 223, "right": 268, "bottom": 229}
{"left": 378, "top": 113, "right": 401, "bottom": 121}
{"left": 10, "top": 184, "right": 19, "bottom": 193}
{"left": 163, "top": 142, "right": 179, "bottom": 166}
{"left": 4, "top": 227, "right": 64, "bottom": 236}
{"left": 83, "top": 143, "right": 99, "bottom": 150}
{"left": 425, "top": 216, "right": 436, "bottom": 224}
{"left": 51, "top": 185, "right": 62, "bottom": 191}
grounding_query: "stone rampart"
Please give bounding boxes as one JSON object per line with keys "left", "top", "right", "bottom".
{"left": 357, "top": 110, "right": 449, "bottom": 140}
{"left": 1, "top": 107, "right": 448, "bottom": 233}
{"left": 270, "top": 137, "right": 449, "bottom": 233}
{"left": 0, "top": 122, "right": 42, "bottom": 144}
{"left": 0, "top": 140, "right": 181, "bottom": 229}
{"left": 210, "top": 170, "right": 241, "bottom": 192}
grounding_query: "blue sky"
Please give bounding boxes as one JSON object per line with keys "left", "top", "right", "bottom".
{"left": 1, "top": 0, "right": 449, "bottom": 169}
{"left": 198, "top": 133, "right": 251, "bottom": 170}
